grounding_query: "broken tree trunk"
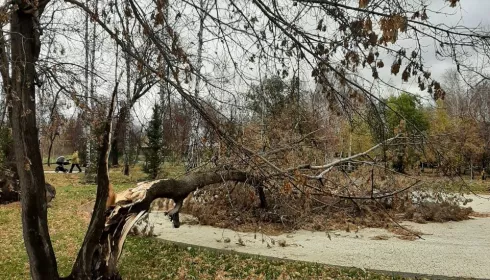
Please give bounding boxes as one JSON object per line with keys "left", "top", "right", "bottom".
{"left": 93, "top": 170, "right": 263, "bottom": 278}
{"left": 69, "top": 80, "right": 119, "bottom": 280}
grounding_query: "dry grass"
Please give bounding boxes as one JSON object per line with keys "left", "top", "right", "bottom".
{"left": 416, "top": 175, "right": 490, "bottom": 194}
{"left": 403, "top": 201, "right": 473, "bottom": 223}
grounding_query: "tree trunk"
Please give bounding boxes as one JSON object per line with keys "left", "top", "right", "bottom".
{"left": 10, "top": 5, "right": 59, "bottom": 279}
{"left": 0, "top": 22, "right": 17, "bottom": 194}
{"left": 186, "top": 0, "right": 206, "bottom": 169}
{"left": 123, "top": 120, "right": 130, "bottom": 175}
{"left": 470, "top": 159, "right": 474, "bottom": 180}
{"left": 111, "top": 138, "right": 119, "bottom": 167}
{"left": 0, "top": 89, "right": 6, "bottom": 125}
{"left": 47, "top": 135, "right": 55, "bottom": 167}
{"left": 123, "top": 66, "right": 130, "bottom": 176}
{"left": 256, "top": 186, "right": 267, "bottom": 208}
{"left": 121, "top": 0, "right": 131, "bottom": 176}
{"left": 0, "top": 27, "right": 11, "bottom": 125}
{"left": 111, "top": 105, "right": 129, "bottom": 168}
{"left": 90, "top": 0, "right": 97, "bottom": 109}
{"left": 0, "top": 172, "right": 19, "bottom": 203}
{"left": 348, "top": 128, "right": 352, "bottom": 171}
{"left": 83, "top": 0, "right": 92, "bottom": 175}
{"left": 46, "top": 90, "right": 61, "bottom": 168}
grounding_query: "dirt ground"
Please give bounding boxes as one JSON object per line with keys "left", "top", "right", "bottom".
{"left": 139, "top": 194, "right": 490, "bottom": 279}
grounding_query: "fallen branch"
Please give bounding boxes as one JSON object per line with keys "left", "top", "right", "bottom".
{"left": 308, "top": 135, "right": 400, "bottom": 179}
{"left": 333, "top": 179, "right": 422, "bottom": 200}
{"left": 94, "top": 170, "right": 262, "bottom": 278}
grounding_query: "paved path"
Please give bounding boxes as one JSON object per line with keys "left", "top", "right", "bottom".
{"left": 144, "top": 195, "right": 490, "bottom": 279}
{"left": 44, "top": 170, "right": 83, "bottom": 174}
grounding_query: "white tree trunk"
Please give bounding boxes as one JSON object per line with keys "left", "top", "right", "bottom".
{"left": 123, "top": 62, "right": 131, "bottom": 175}
{"left": 348, "top": 127, "right": 352, "bottom": 171}
{"left": 159, "top": 0, "right": 169, "bottom": 164}
{"left": 186, "top": 0, "right": 208, "bottom": 170}
{"left": 90, "top": 0, "right": 97, "bottom": 108}
{"left": 88, "top": 0, "right": 99, "bottom": 173}
{"left": 84, "top": 0, "right": 91, "bottom": 172}
{"left": 123, "top": 4, "right": 131, "bottom": 176}
{"left": 470, "top": 159, "right": 474, "bottom": 180}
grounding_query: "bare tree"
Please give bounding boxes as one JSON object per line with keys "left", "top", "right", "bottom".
{"left": 44, "top": 93, "right": 63, "bottom": 166}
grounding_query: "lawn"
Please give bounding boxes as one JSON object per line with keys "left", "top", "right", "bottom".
{"left": 0, "top": 165, "right": 412, "bottom": 280}
{"left": 417, "top": 175, "right": 490, "bottom": 194}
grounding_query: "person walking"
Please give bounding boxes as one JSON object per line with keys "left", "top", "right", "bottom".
{"left": 69, "top": 150, "right": 82, "bottom": 173}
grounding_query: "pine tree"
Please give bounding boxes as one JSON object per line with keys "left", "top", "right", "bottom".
{"left": 144, "top": 104, "right": 163, "bottom": 179}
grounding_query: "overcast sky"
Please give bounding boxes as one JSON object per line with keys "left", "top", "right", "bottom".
{"left": 345, "top": 0, "right": 490, "bottom": 104}
{"left": 418, "top": 0, "right": 490, "bottom": 78}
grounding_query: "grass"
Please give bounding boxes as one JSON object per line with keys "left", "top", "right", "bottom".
{"left": 417, "top": 175, "right": 490, "bottom": 194}
{"left": 119, "top": 238, "right": 405, "bottom": 280}
{"left": 0, "top": 165, "right": 414, "bottom": 280}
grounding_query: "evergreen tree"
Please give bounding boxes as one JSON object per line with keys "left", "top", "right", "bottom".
{"left": 144, "top": 104, "right": 163, "bottom": 179}
{"left": 383, "top": 92, "right": 429, "bottom": 173}
{"left": 384, "top": 92, "right": 429, "bottom": 136}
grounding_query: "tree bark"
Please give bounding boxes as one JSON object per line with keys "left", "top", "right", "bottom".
{"left": 47, "top": 134, "right": 55, "bottom": 166}
{"left": 0, "top": 11, "right": 18, "bottom": 191}
{"left": 0, "top": 26, "right": 10, "bottom": 125}
{"left": 110, "top": 138, "right": 119, "bottom": 166}
{"left": 123, "top": 19, "right": 131, "bottom": 176}
{"left": 110, "top": 105, "right": 129, "bottom": 167}
{"left": 46, "top": 90, "right": 61, "bottom": 167}
{"left": 123, "top": 105, "right": 130, "bottom": 176}
{"left": 10, "top": 4, "right": 59, "bottom": 279}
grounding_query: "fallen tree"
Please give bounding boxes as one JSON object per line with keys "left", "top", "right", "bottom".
{"left": 92, "top": 170, "right": 263, "bottom": 279}
{"left": 0, "top": 170, "right": 19, "bottom": 203}
{"left": 0, "top": 171, "right": 56, "bottom": 204}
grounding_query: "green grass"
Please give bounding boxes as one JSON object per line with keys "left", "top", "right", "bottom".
{"left": 0, "top": 166, "right": 410, "bottom": 280}
{"left": 119, "top": 238, "right": 405, "bottom": 280}
{"left": 418, "top": 176, "right": 490, "bottom": 194}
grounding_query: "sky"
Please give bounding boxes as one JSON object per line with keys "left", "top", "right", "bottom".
{"left": 347, "top": 0, "right": 490, "bottom": 103}
{"left": 413, "top": 0, "right": 490, "bottom": 76}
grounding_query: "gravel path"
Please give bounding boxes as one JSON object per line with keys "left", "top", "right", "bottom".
{"left": 145, "top": 195, "right": 490, "bottom": 279}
